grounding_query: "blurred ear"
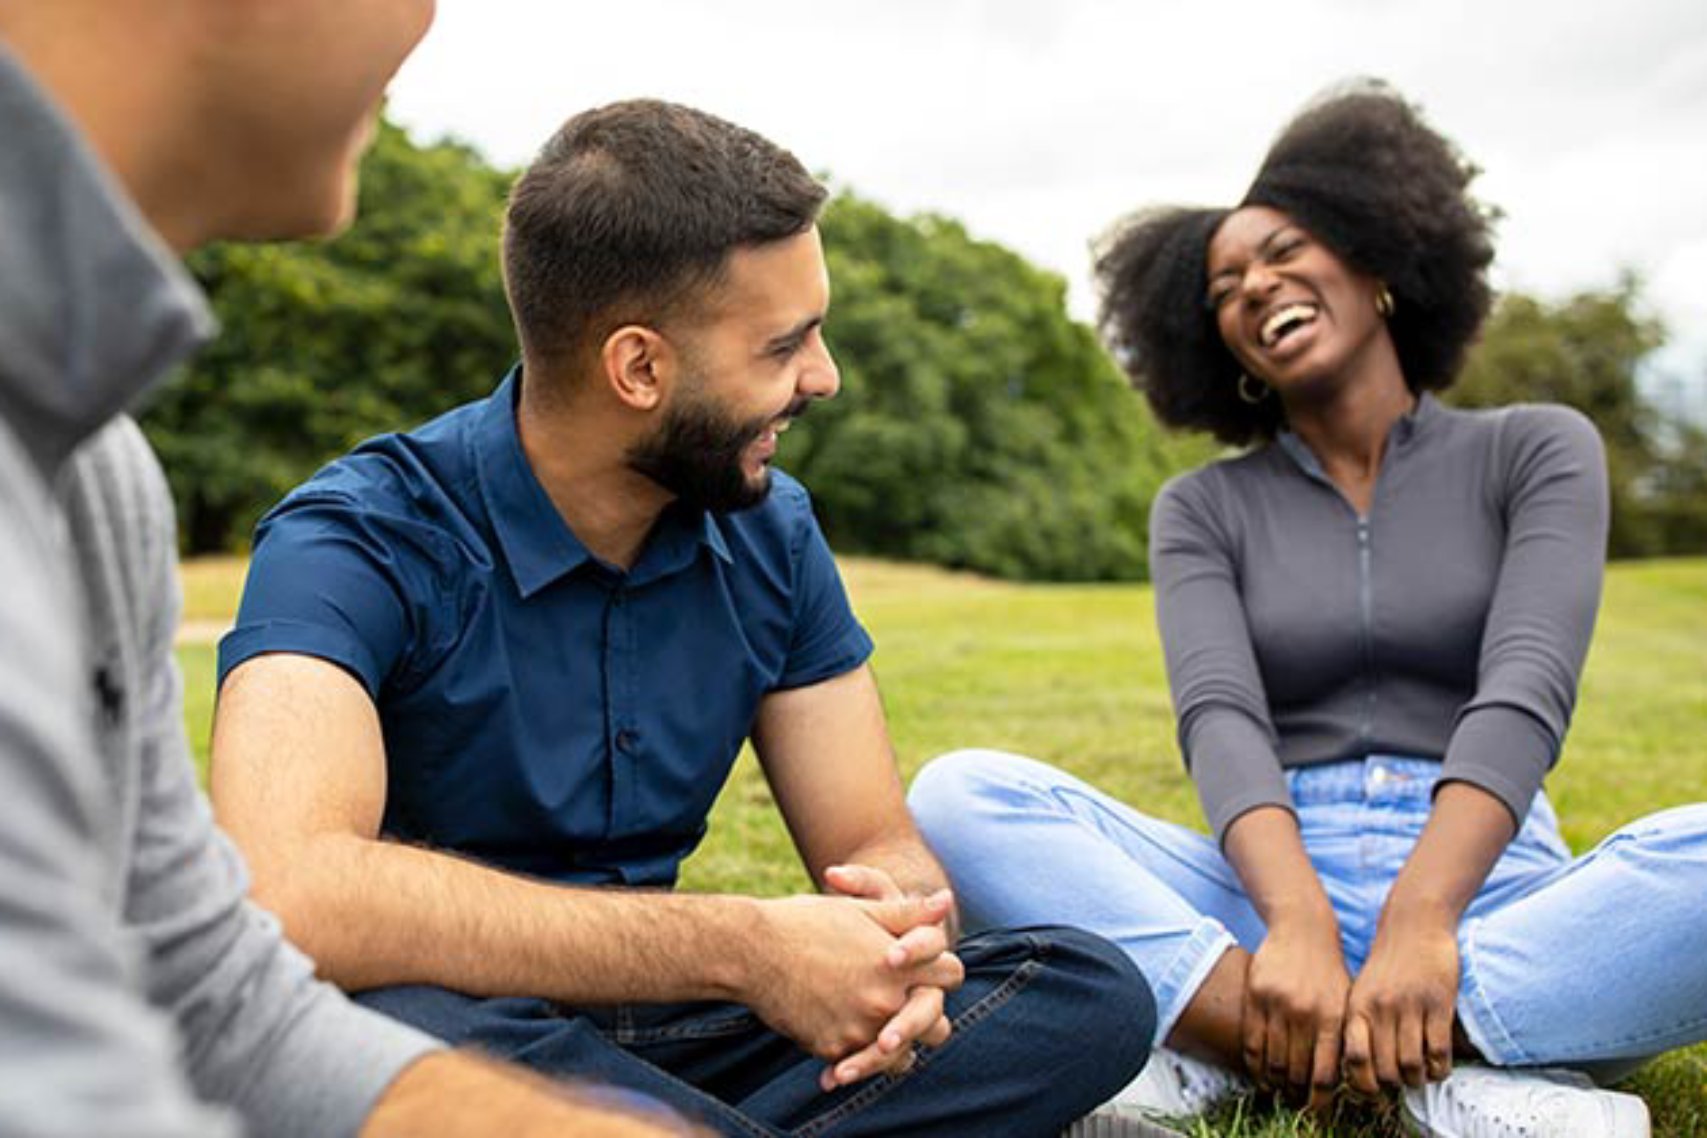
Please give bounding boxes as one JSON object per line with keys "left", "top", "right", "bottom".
{"left": 598, "top": 325, "right": 676, "bottom": 412}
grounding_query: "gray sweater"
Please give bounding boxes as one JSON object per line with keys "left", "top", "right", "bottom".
{"left": 0, "top": 42, "right": 436, "bottom": 1136}
{"left": 1149, "top": 395, "right": 1608, "bottom": 841}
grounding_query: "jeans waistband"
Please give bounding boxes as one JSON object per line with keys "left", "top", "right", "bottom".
{"left": 1286, "top": 755, "right": 1441, "bottom": 807}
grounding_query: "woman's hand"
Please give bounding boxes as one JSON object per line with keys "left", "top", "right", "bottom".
{"left": 1243, "top": 907, "right": 1352, "bottom": 1110}
{"left": 1342, "top": 900, "right": 1459, "bottom": 1094}
{"left": 1342, "top": 781, "right": 1516, "bottom": 1095}
{"left": 1223, "top": 806, "right": 1350, "bottom": 1111}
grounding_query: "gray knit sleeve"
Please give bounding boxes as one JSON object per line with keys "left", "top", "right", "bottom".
{"left": 74, "top": 419, "right": 441, "bottom": 1138}
{"left": 0, "top": 421, "right": 234, "bottom": 1137}
{"left": 1440, "top": 405, "right": 1608, "bottom": 821}
{"left": 1150, "top": 471, "right": 1292, "bottom": 841}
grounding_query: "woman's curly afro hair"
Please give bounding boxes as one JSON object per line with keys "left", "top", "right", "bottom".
{"left": 1095, "top": 80, "right": 1497, "bottom": 446}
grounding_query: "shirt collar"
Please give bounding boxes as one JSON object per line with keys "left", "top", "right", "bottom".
{"left": 1392, "top": 391, "right": 1439, "bottom": 445}
{"left": 0, "top": 42, "right": 215, "bottom": 475}
{"left": 472, "top": 366, "right": 733, "bottom": 599}
{"left": 632, "top": 500, "right": 735, "bottom": 588}
{"left": 1276, "top": 391, "right": 1439, "bottom": 477}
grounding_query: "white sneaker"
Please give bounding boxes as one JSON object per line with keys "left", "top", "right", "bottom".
{"left": 1401, "top": 1065, "right": 1651, "bottom": 1138}
{"left": 1063, "top": 1049, "right": 1252, "bottom": 1138}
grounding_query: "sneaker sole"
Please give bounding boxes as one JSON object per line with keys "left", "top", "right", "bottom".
{"left": 1402, "top": 1083, "right": 1652, "bottom": 1138}
{"left": 1061, "top": 1113, "right": 1190, "bottom": 1138}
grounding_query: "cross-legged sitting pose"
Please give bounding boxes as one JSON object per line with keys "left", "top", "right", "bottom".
{"left": 208, "top": 98, "right": 1153, "bottom": 1137}
{"left": 910, "top": 81, "right": 1707, "bottom": 1138}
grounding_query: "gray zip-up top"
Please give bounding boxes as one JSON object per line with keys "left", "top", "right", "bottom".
{"left": 0, "top": 42, "right": 437, "bottom": 1136}
{"left": 1149, "top": 395, "right": 1608, "bottom": 841}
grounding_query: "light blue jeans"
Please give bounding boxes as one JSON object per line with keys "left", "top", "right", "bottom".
{"left": 909, "top": 750, "right": 1707, "bottom": 1070}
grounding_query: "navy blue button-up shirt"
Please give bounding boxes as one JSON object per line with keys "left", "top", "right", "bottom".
{"left": 219, "top": 369, "right": 873, "bottom": 887}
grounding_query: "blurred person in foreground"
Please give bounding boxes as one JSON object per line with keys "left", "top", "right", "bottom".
{"left": 0, "top": 0, "right": 697, "bottom": 1133}
{"left": 911, "top": 81, "right": 1707, "bottom": 1138}
{"left": 206, "top": 97, "right": 1155, "bottom": 1137}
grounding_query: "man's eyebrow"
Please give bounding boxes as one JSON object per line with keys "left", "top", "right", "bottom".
{"left": 763, "top": 315, "right": 824, "bottom": 352}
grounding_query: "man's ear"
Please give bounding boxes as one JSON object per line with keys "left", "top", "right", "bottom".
{"left": 599, "top": 325, "right": 674, "bottom": 412}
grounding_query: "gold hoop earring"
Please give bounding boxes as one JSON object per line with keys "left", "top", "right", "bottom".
{"left": 1238, "top": 373, "right": 1269, "bottom": 404}
{"left": 1375, "top": 284, "right": 1395, "bottom": 319}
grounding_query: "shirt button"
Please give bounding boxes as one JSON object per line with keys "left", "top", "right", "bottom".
{"left": 615, "top": 729, "right": 639, "bottom": 754}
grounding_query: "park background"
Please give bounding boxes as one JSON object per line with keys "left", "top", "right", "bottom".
{"left": 160, "top": 2, "right": 1707, "bottom": 1133}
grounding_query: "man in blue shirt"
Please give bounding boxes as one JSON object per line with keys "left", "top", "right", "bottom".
{"left": 211, "top": 99, "right": 1154, "bottom": 1135}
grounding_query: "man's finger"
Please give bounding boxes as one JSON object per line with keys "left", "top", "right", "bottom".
{"left": 824, "top": 864, "right": 901, "bottom": 902}
{"left": 820, "top": 987, "right": 944, "bottom": 1089}
{"left": 885, "top": 923, "right": 949, "bottom": 969}
{"left": 877, "top": 987, "right": 947, "bottom": 1056}
{"left": 866, "top": 890, "right": 955, "bottom": 936}
{"left": 825, "top": 1037, "right": 921, "bottom": 1089}
{"left": 901, "top": 952, "right": 964, "bottom": 993}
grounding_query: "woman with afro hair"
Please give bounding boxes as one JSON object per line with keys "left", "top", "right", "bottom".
{"left": 910, "top": 81, "right": 1707, "bottom": 1138}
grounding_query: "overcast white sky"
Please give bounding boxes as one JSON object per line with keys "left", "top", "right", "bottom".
{"left": 388, "top": 0, "right": 1707, "bottom": 405}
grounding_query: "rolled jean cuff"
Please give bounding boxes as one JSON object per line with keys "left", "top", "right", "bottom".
{"left": 1150, "top": 918, "right": 1240, "bottom": 1047}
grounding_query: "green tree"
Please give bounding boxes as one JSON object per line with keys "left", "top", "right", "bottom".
{"left": 142, "top": 120, "right": 514, "bottom": 552}
{"left": 1450, "top": 279, "right": 1707, "bottom": 557}
{"left": 791, "top": 194, "right": 1205, "bottom": 581}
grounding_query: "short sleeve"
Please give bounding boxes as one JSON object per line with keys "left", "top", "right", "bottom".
{"left": 776, "top": 495, "right": 873, "bottom": 691}
{"left": 218, "top": 491, "right": 432, "bottom": 700}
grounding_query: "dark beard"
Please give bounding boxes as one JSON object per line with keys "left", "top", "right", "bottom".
{"left": 627, "top": 391, "right": 809, "bottom": 514}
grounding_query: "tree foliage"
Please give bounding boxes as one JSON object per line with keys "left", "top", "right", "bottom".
{"left": 792, "top": 194, "right": 1208, "bottom": 581}
{"left": 141, "top": 121, "right": 514, "bottom": 552}
{"left": 1452, "top": 278, "right": 1707, "bottom": 556}
{"left": 141, "top": 120, "right": 1702, "bottom": 575}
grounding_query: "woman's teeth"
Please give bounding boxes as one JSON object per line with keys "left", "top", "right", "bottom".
{"left": 1261, "top": 303, "right": 1318, "bottom": 347}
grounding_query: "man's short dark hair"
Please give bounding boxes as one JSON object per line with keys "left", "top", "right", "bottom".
{"left": 503, "top": 99, "right": 827, "bottom": 371}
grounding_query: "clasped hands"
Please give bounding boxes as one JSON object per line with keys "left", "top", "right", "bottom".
{"left": 1244, "top": 904, "right": 1460, "bottom": 1112}
{"left": 747, "top": 864, "right": 963, "bottom": 1093}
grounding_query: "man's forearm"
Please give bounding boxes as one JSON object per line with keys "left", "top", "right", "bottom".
{"left": 275, "top": 833, "right": 963, "bottom": 1075}
{"left": 837, "top": 832, "right": 952, "bottom": 899}
{"left": 827, "top": 831, "right": 960, "bottom": 944}
{"left": 269, "top": 834, "right": 761, "bottom": 1003}
{"left": 363, "top": 1052, "right": 703, "bottom": 1138}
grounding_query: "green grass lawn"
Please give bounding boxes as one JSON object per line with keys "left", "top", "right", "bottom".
{"left": 176, "top": 555, "right": 1707, "bottom": 1136}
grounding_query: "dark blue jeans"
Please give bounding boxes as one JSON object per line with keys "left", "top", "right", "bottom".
{"left": 355, "top": 926, "right": 1154, "bottom": 1137}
